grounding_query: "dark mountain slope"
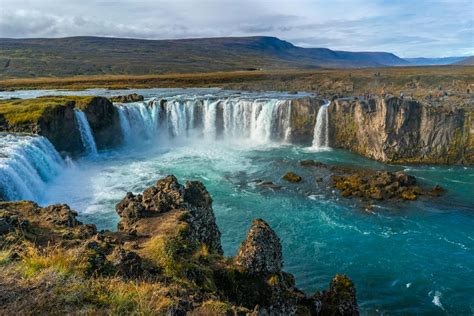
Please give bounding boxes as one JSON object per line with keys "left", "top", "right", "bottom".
{"left": 0, "top": 36, "right": 409, "bottom": 78}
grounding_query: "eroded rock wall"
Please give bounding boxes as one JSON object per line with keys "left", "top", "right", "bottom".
{"left": 80, "top": 97, "right": 122, "bottom": 149}
{"left": 328, "top": 96, "right": 473, "bottom": 164}
{"left": 288, "top": 96, "right": 323, "bottom": 143}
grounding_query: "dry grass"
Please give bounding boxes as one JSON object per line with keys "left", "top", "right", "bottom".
{"left": 0, "top": 95, "right": 96, "bottom": 125}
{"left": 1, "top": 66, "right": 473, "bottom": 98}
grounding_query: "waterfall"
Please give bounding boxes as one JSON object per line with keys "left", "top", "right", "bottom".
{"left": 0, "top": 134, "right": 64, "bottom": 201}
{"left": 113, "top": 97, "right": 294, "bottom": 146}
{"left": 312, "top": 101, "right": 330, "bottom": 149}
{"left": 115, "top": 102, "right": 161, "bottom": 144}
{"left": 74, "top": 109, "right": 98, "bottom": 155}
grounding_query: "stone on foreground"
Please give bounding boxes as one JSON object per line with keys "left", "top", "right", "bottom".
{"left": 235, "top": 218, "right": 283, "bottom": 275}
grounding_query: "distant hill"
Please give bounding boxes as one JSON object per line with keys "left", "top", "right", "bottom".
{"left": 405, "top": 56, "right": 467, "bottom": 66}
{"left": 454, "top": 56, "right": 474, "bottom": 65}
{"left": 0, "top": 36, "right": 411, "bottom": 78}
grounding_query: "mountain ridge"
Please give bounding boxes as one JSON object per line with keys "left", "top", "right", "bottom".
{"left": 0, "top": 35, "right": 463, "bottom": 78}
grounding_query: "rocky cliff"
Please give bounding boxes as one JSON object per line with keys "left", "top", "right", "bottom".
{"left": 78, "top": 97, "right": 123, "bottom": 150}
{"left": 0, "top": 96, "right": 122, "bottom": 156}
{"left": 328, "top": 96, "right": 473, "bottom": 164}
{"left": 289, "top": 96, "right": 324, "bottom": 144}
{"left": 0, "top": 175, "right": 359, "bottom": 315}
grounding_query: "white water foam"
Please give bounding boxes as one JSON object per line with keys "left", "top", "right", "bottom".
{"left": 0, "top": 134, "right": 64, "bottom": 201}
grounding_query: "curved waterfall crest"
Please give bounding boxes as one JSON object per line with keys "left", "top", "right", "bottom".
{"left": 74, "top": 109, "right": 98, "bottom": 155}
{"left": 311, "top": 100, "right": 330, "bottom": 150}
{"left": 0, "top": 134, "right": 64, "bottom": 201}
{"left": 113, "top": 97, "right": 294, "bottom": 145}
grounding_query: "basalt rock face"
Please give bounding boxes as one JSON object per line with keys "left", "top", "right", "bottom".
{"left": 116, "top": 175, "right": 222, "bottom": 254}
{"left": 289, "top": 97, "right": 323, "bottom": 144}
{"left": 328, "top": 96, "right": 473, "bottom": 164}
{"left": 0, "top": 96, "right": 122, "bottom": 155}
{"left": 79, "top": 97, "right": 122, "bottom": 150}
{"left": 0, "top": 100, "right": 83, "bottom": 155}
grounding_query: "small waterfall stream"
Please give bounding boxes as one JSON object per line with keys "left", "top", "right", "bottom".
{"left": 312, "top": 100, "right": 330, "bottom": 149}
{"left": 0, "top": 134, "right": 64, "bottom": 201}
{"left": 74, "top": 109, "right": 98, "bottom": 155}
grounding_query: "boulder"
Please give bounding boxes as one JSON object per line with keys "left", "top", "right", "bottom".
{"left": 282, "top": 172, "right": 302, "bottom": 183}
{"left": 235, "top": 219, "right": 282, "bottom": 275}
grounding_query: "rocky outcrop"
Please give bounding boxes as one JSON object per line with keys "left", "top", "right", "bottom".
{"left": 109, "top": 93, "right": 144, "bottom": 103}
{"left": 0, "top": 96, "right": 122, "bottom": 156}
{"left": 289, "top": 97, "right": 323, "bottom": 143}
{"left": 0, "top": 176, "right": 359, "bottom": 315}
{"left": 116, "top": 175, "right": 222, "bottom": 254}
{"left": 235, "top": 219, "right": 283, "bottom": 274}
{"left": 78, "top": 97, "right": 122, "bottom": 149}
{"left": 313, "top": 274, "right": 359, "bottom": 316}
{"left": 0, "top": 99, "right": 84, "bottom": 155}
{"left": 328, "top": 96, "right": 473, "bottom": 164}
{"left": 331, "top": 170, "right": 431, "bottom": 201}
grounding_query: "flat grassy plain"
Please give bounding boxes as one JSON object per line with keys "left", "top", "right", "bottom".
{"left": 0, "top": 66, "right": 473, "bottom": 102}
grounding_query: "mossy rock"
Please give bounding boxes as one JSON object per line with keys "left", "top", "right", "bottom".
{"left": 282, "top": 172, "right": 302, "bottom": 183}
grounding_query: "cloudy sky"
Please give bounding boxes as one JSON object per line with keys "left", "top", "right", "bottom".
{"left": 0, "top": 0, "right": 472, "bottom": 57}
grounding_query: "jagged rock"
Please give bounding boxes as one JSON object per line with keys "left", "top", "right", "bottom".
{"left": 109, "top": 93, "right": 144, "bottom": 103}
{"left": 40, "top": 204, "right": 82, "bottom": 228}
{"left": 116, "top": 175, "right": 222, "bottom": 254}
{"left": 111, "top": 247, "right": 143, "bottom": 278}
{"left": 313, "top": 274, "right": 359, "bottom": 316}
{"left": 235, "top": 219, "right": 282, "bottom": 275}
{"left": 282, "top": 172, "right": 302, "bottom": 183}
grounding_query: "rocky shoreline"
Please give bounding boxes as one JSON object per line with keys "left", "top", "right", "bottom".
{"left": 0, "top": 175, "right": 359, "bottom": 315}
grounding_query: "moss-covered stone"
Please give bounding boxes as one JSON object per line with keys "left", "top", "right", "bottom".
{"left": 282, "top": 172, "right": 303, "bottom": 183}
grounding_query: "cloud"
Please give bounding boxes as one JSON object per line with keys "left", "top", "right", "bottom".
{"left": 0, "top": 0, "right": 472, "bottom": 57}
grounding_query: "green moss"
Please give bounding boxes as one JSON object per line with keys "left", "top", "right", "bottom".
{"left": 0, "top": 96, "right": 96, "bottom": 125}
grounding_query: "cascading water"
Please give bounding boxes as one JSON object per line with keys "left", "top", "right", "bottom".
{"left": 115, "top": 102, "right": 161, "bottom": 144}
{"left": 0, "top": 133, "right": 64, "bottom": 201}
{"left": 74, "top": 109, "right": 98, "bottom": 155}
{"left": 311, "top": 100, "right": 330, "bottom": 149}
{"left": 114, "top": 97, "right": 293, "bottom": 145}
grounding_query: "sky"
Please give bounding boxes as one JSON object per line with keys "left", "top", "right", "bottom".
{"left": 0, "top": 0, "right": 472, "bottom": 58}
